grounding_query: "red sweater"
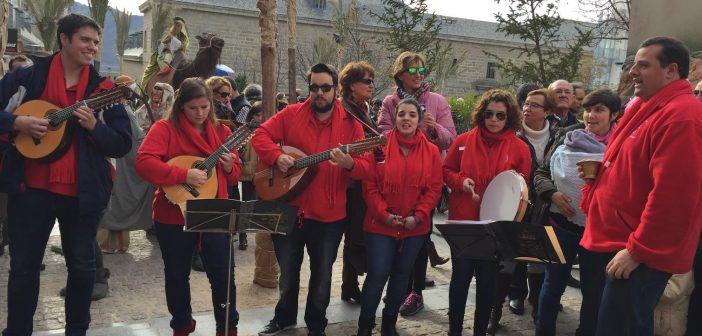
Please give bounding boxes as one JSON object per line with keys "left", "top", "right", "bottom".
{"left": 580, "top": 86, "right": 702, "bottom": 274}
{"left": 135, "top": 119, "right": 242, "bottom": 225}
{"left": 443, "top": 129, "right": 532, "bottom": 220}
{"left": 363, "top": 132, "right": 443, "bottom": 239}
{"left": 250, "top": 99, "right": 368, "bottom": 223}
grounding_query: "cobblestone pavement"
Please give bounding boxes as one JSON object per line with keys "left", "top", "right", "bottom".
{"left": 0, "top": 212, "right": 583, "bottom": 335}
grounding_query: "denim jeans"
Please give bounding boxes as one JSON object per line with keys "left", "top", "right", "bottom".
{"left": 360, "top": 233, "right": 425, "bottom": 320}
{"left": 536, "top": 224, "right": 583, "bottom": 336}
{"left": 271, "top": 218, "right": 346, "bottom": 333}
{"left": 448, "top": 258, "right": 498, "bottom": 334}
{"left": 591, "top": 251, "right": 671, "bottom": 336}
{"left": 3, "top": 189, "right": 100, "bottom": 336}
{"left": 155, "top": 223, "right": 239, "bottom": 332}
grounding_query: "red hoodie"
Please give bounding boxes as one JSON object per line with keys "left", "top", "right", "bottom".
{"left": 580, "top": 80, "right": 702, "bottom": 274}
{"left": 250, "top": 99, "right": 369, "bottom": 223}
{"left": 136, "top": 119, "right": 242, "bottom": 225}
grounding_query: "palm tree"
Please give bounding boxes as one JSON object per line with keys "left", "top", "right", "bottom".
{"left": 257, "top": 0, "right": 277, "bottom": 119}
{"left": 24, "top": 0, "right": 74, "bottom": 52}
{"left": 111, "top": 7, "right": 132, "bottom": 72}
{"left": 0, "top": 0, "right": 9, "bottom": 74}
{"left": 149, "top": 0, "right": 173, "bottom": 53}
{"left": 88, "top": 0, "right": 109, "bottom": 71}
{"left": 285, "top": 0, "right": 297, "bottom": 104}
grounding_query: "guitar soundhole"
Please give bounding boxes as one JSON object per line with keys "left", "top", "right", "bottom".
{"left": 45, "top": 110, "right": 61, "bottom": 130}
{"left": 191, "top": 161, "right": 212, "bottom": 178}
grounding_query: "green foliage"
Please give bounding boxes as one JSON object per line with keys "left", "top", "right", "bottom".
{"left": 150, "top": 0, "right": 174, "bottom": 52}
{"left": 25, "top": 0, "right": 75, "bottom": 52}
{"left": 485, "top": 0, "right": 595, "bottom": 86}
{"left": 88, "top": 0, "right": 109, "bottom": 27}
{"left": 448, "top": 94, "right": 480, "bottom": 134}
{"left": 111, "top": 8, "right": 132, "bottom": 58}
{"left": 234, "top": 74, "right": 248, "bottom": 92}
{"left": 369, "top": 0, "right": 452, "bottom": 79}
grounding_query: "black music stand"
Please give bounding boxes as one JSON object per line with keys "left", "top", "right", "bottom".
{"left": 183, "top": 198, "right": 298, "bottom": 335}
{"left": 436, "top": 221, "right": 566, "bottom": 264}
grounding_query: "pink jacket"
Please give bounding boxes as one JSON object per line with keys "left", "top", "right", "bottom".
{"left": 378, "top": 91, "right": 457, "bottom": 153}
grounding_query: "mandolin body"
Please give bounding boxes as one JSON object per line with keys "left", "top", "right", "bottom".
{"left": 253, "top": 146, "right": 318, "bottom": 202}
{"left": 162, "top": 155, "right": 219, "bottom": 206}
{"left": 13, "top": 100, "right": 74, "bottom": 161}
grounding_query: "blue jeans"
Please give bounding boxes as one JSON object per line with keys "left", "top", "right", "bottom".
{"left": 271, "top": 218, "right": 346, "bottom": 332}
{"left": 448, "top": 258, "right": 498, "bottom": 334}
{"left": 360, "top": 233, "right": 425, "bottom": 320}
{"left": 3, "top": 189, "right": 100, "bottom": 336}
{"left": 591, "top": 251, "right": 671, "bottom": 336}
{"left": 155, "top": 223, "right": 239, "bottom": 332}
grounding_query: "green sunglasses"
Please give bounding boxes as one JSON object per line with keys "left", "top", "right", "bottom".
{"left": 407, "top": 66, "right": 427, "bottom": 75}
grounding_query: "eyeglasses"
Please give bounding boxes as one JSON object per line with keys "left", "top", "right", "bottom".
{"left": 407, "top": 67, "right": 427, "bottom": 75}
{"left": 358, "top": 78, "right": 375, "bottom": 85}
{"left": 483, "top": 110, "right": 507, "bottom": 121}
{"left": 309, "top": 84, "right": 335, "bottom": 93}
{"left": 216, "top": 91, "right": 231, "bottom": 98}
{"left": 523, "top": 102, "right": 545, "bottom": 110}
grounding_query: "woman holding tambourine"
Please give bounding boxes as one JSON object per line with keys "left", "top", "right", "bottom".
{"left": 442, "top": 89, "right": 532, "bottom": 336}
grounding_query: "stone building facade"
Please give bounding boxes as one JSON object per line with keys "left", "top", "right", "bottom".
{"left": 132, "top": 0, "right": 595, "bottom": 97}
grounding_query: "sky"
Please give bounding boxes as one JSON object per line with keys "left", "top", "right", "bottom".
{"left": 77, "top": 0, "right": 585, "bottom": 22}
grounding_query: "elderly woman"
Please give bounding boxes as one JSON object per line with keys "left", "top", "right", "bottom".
{"left": 443, "top": 89, "right": 532, "bottom": 336}
{"left": 338, "top": 61, "right": 379, "bottom": 304}
{"left": 356, "top": 98, "right": 443, "bottom": 335}
{"left": 534, "top": 89, "right": 620, "bottom": 336}
{"left": 379, "top": 51, "right": 455, "bottom": 315}
{"left": 135, "top": 82, "right": 175, "bottom": 133}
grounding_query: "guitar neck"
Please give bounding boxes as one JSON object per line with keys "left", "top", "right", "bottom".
{"left": 198, "top": 124, "right": 254, "bottom": 171}
{"left": 292, "top": 136, "right": 386, "bottom": 169}
{"left": 48, "top": 86, "right": 128, "bottom": 126}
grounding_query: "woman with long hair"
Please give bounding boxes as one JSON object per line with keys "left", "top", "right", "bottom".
{"left": 443, "top": 89, "right": 532, "bottom": 336}
{"left": 378, "top": 51, "right": 455, "bottom": 316}
{"left": 356, "top": 98, "right": 443, "bottom": 335}
{"left": 135, "top": 78, "right": 241, "bottom": 336}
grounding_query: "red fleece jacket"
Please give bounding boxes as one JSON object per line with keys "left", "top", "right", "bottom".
{"left": 250, "top": 99, "right": 368, "bottom": 223}
{"left": 135, "top": 119, "right": 242, "bottom": 225}
{"left": 580, "top": 82, "right": 702, "bottom": 274}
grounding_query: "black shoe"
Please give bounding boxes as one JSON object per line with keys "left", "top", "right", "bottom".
{"left": 60, "top": 283, "right": 109, "bottom": 301}
{"left": 239, "top": 233, "right": 248, "bottom": 250}
{"left": 191, "top": 252, "right": 205, "bottom": 272}
{"left": 508, "top": 298, "right": 525, "bottom": 315}
{"left": 341, "top": 286, "right": 362, "bottom": 304}
{"left": 566, "top": 274, "right": 581, "bottom": 288}
{"left": 425, "top": 277, "right": 435, "bottom": 287}
{"left": 381, "top": 314, "right": 399, "bottom": 336}
{"left": 0, "top": 245, "right": 4, "bottom": 256}
{"left": 487, "top": 306, "right": 502, "bottom": 334}
{"left": 357, "top": 317, "right": 375, "bottom": 336}
{"left": 258, "top": 320, "right": 293, "bottom": 336}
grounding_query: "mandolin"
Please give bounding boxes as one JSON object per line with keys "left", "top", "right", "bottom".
{"left": 162, "top": 122, "right": 256, "bottom": 209}
{"left": 254, "top": 135, "right": 387, "bottom": 201}
{"left": 13, "top": 84, "right": 132, "bottom": 162}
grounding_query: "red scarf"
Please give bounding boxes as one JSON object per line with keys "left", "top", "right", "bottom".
{"left": 382, "top": 129, "right": 435, "bottom": 193}
{"left": 460, "top": 127, "right": 520, "bottom": 192}
{"left": 177, "top": 116, "right": 229, "bottom": 198}
{"left": 290, "top": 99, "right": 346, "bottom": 209}
{"left": 40, "top": 53, "right": 90, "bottom": 185}
{"left": 580, "top": 79, "right": 692, "bottom": 211}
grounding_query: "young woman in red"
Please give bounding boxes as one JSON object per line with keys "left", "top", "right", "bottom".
{"left": 135, "top": 78, "right": 242, "bottom": 336}
{"left": 356, "top": 98, "right": 443, "bottom": 336}
{"left": 443, "top": 89, "right": 532, "bottom": 336}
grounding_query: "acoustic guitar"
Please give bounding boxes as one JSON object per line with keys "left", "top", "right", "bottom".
{"left": 12, "top": 84, "right": 131, "bottom": 162}
{"left": 162, "top": 122, "right": 256, "bottom": 209}
{"left": 254, "top": 135, "right": 387, "bottom": 201}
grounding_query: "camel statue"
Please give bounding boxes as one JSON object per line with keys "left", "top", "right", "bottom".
{"left": 143, "top": 33, "right": 224, "bottom": 95}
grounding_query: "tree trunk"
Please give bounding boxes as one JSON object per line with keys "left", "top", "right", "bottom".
{"left": 258, "top": 0, "right": 278, "bottom": 120}
{"left": 0, "top": 0, "right": 8, "bottom": 75}
{"left": 286, "top": 0, "right": 297, "bottom": 104}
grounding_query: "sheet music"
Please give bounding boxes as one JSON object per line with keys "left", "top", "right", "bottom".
{"left": 445, "top": 219, "right": 494, "bottom": 225}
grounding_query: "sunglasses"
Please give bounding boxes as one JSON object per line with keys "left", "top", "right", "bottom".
{"left": 358, "top": 78, "right": 375, "bottom": 85}
{"left": 309, "top": 84, "right": 335, "bottom": 93}
{"left": 407, "top": 67, "right": 427, "bottom": 75}
{"left": 483, "top": 110, "right": 507, "bottom": 121}
{"left": 216, "top": 91, "right": 231, "bottom": 98}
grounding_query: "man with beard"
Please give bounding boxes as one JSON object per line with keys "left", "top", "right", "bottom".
{"left": 549, "top": 79, "right": 579, "bottom": 127}
{"left": 252, "top": 63, "right": 369, "bottom": 336}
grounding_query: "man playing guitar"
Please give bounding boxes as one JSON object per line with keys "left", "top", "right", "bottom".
{"left": 0, "top": 14, "right": 132, "bottom": 336}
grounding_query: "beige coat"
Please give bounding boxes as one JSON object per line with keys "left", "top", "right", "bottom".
{"left": 654, "top": 271, "right": 694, "bottom": 336}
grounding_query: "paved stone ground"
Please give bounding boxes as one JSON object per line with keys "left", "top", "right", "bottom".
{"left": 0, "top": 212, "right": 582, "bottom": 335}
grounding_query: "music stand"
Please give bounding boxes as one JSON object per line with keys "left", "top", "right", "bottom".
{"left": 436, "top": 221, "right": 565, "bottom": 264}
{"left": 183, "top": 198, "right": 298, "bottom": 335}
